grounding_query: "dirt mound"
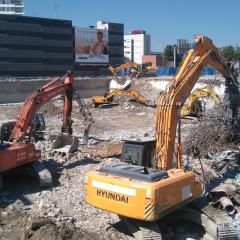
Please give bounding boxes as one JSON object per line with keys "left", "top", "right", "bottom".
{"left": 80, "top": 141, "right": 123, "bottom": 158}
{"left": 0, "top": 212, "right": 103, "bottom": 240}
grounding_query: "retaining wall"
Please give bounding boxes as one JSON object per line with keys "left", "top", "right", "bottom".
{"left": 0, "top": 77, "right": 110, "bottom": 104}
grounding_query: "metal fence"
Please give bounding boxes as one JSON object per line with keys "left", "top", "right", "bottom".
{"left": 156, "top": 67, "right": 216, "bottom": 77}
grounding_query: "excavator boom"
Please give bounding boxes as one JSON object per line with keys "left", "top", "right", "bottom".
{"left": 156, "top": 36, "right": 233, "bottom": 170}
{"left": 108, "top": 62, "right": 139, "bottom": 77}
{"left": 11, "top": 72, "right": 74, "bottom": 142}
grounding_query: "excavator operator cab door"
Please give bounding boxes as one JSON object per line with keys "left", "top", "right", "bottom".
{"left": 35, "top": 113, "right": 46, "bottom": 131}
{"left": 33, "top": 113, "right": 46, "bottom": 141}
{"left": 121, "top": 143, "right": 144, "bottom": 166}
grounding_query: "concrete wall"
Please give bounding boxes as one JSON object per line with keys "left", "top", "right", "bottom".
{"left": 0, "top": 77, "right": 110, "bottom": 104}
{"left": 149, "top": 76, "right": 226, "bottom": 99}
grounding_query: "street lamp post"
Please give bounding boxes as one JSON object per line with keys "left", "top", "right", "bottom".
{"left": 158, "top": 41, "right": 165, "bottom": 67}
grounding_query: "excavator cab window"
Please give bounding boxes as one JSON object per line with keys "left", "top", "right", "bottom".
{"left": 0, "top": 121, "right": 16, "bottom": 142}
{"left": 121, "top": 143, "right": 144, "bottom": 166}
{"left": 121, "top": 140, "right": 156, "bottom": 167}
{"left": 35, "top": 113, "right": 45, "bottom": 131}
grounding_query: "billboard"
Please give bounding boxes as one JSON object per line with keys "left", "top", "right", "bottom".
{"left": 75, "top": 27, "right": 109, "bottom": 63}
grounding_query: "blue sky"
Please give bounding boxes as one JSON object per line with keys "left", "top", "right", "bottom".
{"left": 25, "top": 0, "right": 240, "bottom": 51}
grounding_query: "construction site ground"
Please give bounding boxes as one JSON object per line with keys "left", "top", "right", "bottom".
{"left": 0, "top": 78, "right": 239, "bottom": 240}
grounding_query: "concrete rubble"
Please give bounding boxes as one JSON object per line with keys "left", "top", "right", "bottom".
{"left": 1, "top": 77, "right": 240, "bottom": 240}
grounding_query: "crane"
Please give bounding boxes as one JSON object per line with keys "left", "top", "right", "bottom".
{"left": 0, "top": 71, "right": 75, "bottom": 189}
{"left": 84, "top": 36, "right": 239, "bottom": 239}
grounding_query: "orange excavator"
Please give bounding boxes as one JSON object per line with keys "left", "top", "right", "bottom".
{"left": 0, "top": 71, "right": 76, "bottom": 189}
{"left": 85, "top": 36, "right": 239, "bottom": 239}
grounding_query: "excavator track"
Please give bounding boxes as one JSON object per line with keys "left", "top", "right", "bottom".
{"left": 30, "top": 160, "right": 52, "bottom": 187}
{"left": 196, "top": 200, "right": 236, "bottom": 240}
{"left": 120, "top": 217, "right": 162, "bottom": 240}
{"left": 0, "top": 160, "right": 52, "bottom": 190}
{"left": 21, "top": 160, "right": 52, "bottom": 187}
{"left": 173, "top": 199, "right": 236, "bottom": 240}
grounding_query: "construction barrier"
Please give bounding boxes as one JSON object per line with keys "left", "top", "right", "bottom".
{"left": 156, "top": 67, "right": 216, "bottom": 77}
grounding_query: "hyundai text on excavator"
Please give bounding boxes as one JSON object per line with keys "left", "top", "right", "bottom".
{"left": 85, "top": 36, "right": 239, "bottom": 239}
{"left": 0, "top": 71, "right": 77, "bottom": 189}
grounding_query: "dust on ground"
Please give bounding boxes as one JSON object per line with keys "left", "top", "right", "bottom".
{"left": 1, "top": 77, "right": 240, "bottom": 240}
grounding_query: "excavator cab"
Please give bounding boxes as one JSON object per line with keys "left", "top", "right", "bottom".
{"left": 0, "top": 112, "right": 46, "bottom": 142}
{"left": 121, "top": 139, "right": 155, "bottom": 167}
{"left": 0, "top": 120, "right": 16, "bottom": 142}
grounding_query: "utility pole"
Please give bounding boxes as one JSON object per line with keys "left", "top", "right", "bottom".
{"left": 158, "top": 41, "right": 165, "bottom": 67}
{"left": 54, "top": 4, "right": 59, "bottom": 18}
{"left": 173, "top": 45, "right": 177, "bottom": 68}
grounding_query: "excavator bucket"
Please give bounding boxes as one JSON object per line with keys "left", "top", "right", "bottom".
{"left": 51, "top": 133, "right": 79, "bottom": 154}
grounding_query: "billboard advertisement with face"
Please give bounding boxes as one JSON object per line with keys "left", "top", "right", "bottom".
{"left": 75, "top": 27, "right": 109, "bottom": 63}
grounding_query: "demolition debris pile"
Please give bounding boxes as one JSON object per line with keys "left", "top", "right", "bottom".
{"left": 184, "top": 104, "right": 240, "bottom": 156}
{"left": 1, "top": 77, "right": 240, "bottom": 240}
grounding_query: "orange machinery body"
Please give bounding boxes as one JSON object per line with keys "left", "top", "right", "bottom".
{"left": 86, "top": 169, "right": 202, "bottom": 221}
{"left": 0, "top": 143, "right": 40, "bottom": 173}
{"left": 0, "top": 71, "right": 74, "bottom": 174}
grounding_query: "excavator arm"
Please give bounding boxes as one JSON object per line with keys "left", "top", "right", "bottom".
{"left": 108, "top": 62, "right": 139, "bottom": 77}
{"left": 156, "top": 35, "right": 235, "bottom": 170}
{"left": 11, "top": 71, "right": 74, "bottom": 142}
{"left": 105, "top": 90, "right": 149, "bottom": 105}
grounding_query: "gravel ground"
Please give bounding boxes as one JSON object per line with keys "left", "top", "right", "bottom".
{"left": 1, "top": 77, "right": 240, "bottom": 240}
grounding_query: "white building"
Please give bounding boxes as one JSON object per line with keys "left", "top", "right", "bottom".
{"left": 0, "top": 0, "right": 24, "bottom": 15}
{"left": 124, "top": 30, "right": 151, "bottom": 65}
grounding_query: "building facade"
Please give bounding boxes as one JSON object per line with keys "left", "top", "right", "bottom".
{"left": 0, "top": 14, "right": 73, "bottom": 76}
{"left": 0, "top": 0, "right": 24, "bottom": 15}
{"left": 124, "top": 30, "right": 151, "bottom": 65}
{"left": 97, "top": 21, "right": 124, "bottom": 65}
{"left": 0, "top": 15, "right": 124, "bottom": 77}
{"left": 177, "top": 39, "right": 191, "bottom": 55}
{"left": 142, "top": 54, "right": 164, "bottom": 68}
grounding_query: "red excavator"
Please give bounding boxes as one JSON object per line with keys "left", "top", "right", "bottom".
{"left": 0, "top": 71, "right": 76, "bottom": 189}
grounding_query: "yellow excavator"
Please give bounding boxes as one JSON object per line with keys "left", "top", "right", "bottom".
{"left": 108, "top": 62, "right": 140, "bottom": 78}
{"left": 92, "top": 90, "right": 149, "bottom": 108}
{"left": 181, "top": 85, "right": 220, "bottom": 116}
{"left": 85, "top": 36, "right": 238, "bottom": 239}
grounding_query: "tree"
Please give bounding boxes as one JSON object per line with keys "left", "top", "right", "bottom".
{"left": 143, "top": 61, "right": 152, "bottom": 69}
{"left": 164, "top": 45, "right": 174, "bottom": 61}
{"left": 236, "top": 51, "right": 240, "bottom": 61}
{"left": 223, "top": 46, "right": 236, "bottom": 61}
